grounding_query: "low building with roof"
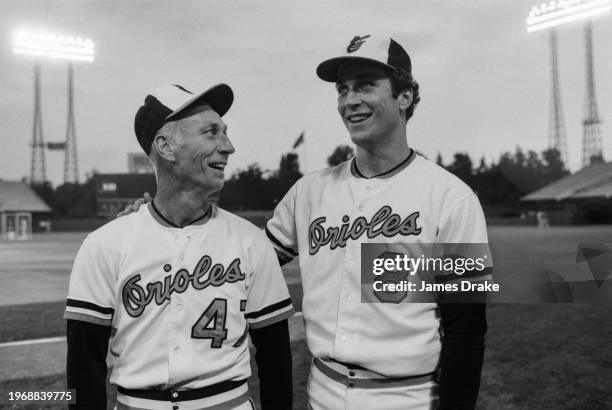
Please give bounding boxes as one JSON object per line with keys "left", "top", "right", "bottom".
{"left": 0, "top": 181, "right": 52, "bottom": 239}
{"left": 522, "top": 162, "right": 612, "bottom": 224}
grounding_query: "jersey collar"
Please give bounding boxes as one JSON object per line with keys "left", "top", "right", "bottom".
{"left": 148, "top": 200, "right": 213, "bottom": 228}
{"left": 350, "top": 148, "right": 416, "bottom": 180}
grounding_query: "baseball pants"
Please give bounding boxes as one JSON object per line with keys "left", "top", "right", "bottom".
{"left": 307, "top": 358, "right": 439, "bottom": 410}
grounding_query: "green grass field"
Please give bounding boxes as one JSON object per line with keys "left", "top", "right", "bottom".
{"left": 0, "top": 224, "right": 611, "bottom": 409}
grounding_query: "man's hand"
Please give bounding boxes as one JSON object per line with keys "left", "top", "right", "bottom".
{"left": 116, "top": 192, "right": 153, "bottom": 217}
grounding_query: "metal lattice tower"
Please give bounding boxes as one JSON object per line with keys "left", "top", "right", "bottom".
{"left": 64, "top": 63, "right": 79, "bottom": 183}
{"left": 30, "top": 63, "right": 46, "bottom": 185}
{"left": 548, "top": 29, "right": 568, "bottom": 166}
{"left": 581, "top": 22, "right": 603, "bottom": 166}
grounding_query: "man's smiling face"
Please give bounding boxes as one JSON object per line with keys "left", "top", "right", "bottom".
{"left": 336, "top": 63, "right": 405, "bottom": 148}
{"left": 171, "top": 104, "right": 235, "bottom": 192}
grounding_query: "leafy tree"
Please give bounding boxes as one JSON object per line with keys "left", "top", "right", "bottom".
{"left": 271, "top": 153, "right": 302, "bottom": 203}
{"left": 446, "top": 152, "right": 474, "bottom": 185}
{"left": 327, "top": 145, "right": 354, "bottom": 167}
{"left": 278, "top": 153, "right": 301, "bottom": 180}
{"left": 476, "top": 156, "right": 487, "bottom": 174}
{"left": 444, "top": 147, "right": 569, "bottom": 205}
{"left": 220, "top": 164, "right": 274, "bottom": 211}
{"left": 70, "top": 174, "right": 97, "bottom": 217}
{"left": 55, "top": 183, "right": 83, "bottom": 217}
{"left": 541, "top": 148, "right": 568, "bottom": 182}
{"left": 31, "top": 181, "right": 56, "bottom": 213}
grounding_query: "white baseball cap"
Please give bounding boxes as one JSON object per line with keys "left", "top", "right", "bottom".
{"left": 316, "top": 34, "right": 412, "bottom": 82}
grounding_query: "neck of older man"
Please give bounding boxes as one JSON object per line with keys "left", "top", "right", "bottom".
{"left": 354, "top": 131, "right": 411, "bottom": 178}
{"left": 153, "top": 174, "right": 213, "bottom": 228}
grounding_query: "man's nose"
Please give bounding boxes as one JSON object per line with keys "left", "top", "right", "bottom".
{"left": 345, "top": 89, "right": 362, "bottom": 108}
{"left": 219, "top": 134, "right": 235, "bottom": 154}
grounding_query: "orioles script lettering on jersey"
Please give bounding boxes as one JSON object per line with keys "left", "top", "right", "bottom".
{"left": 308, "top": 205, "right": 421, "bottom": 255}
{"left": 122, "top": 256, "right": 245, "bottom": 317}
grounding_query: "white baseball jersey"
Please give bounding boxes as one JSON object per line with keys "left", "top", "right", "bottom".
{"left": 65, "top": 203, "right": 294, "bottom": 391}
{"left": 266, "top": 151, "right": 490, "bottom": 377}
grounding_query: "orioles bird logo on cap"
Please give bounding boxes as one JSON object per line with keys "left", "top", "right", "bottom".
{"left": 347, "top": 35, "right": 371, "bottom": 53}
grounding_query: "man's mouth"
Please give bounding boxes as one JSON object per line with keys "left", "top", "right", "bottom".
{"left": 208, "top": 161, "right": 226, "bottom": 171}
{"left": 346, "top": 113, "right": 373, "bottom": 123}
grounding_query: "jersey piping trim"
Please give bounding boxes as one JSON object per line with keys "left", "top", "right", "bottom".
{"left": 64, "top": 311, "right": 112, "bottom": 326}
{"left": 248, "top": 307, "right": 295, "bottom": 329}
{"left": 245, "top": 297, "right": 292, "bottom": 319}
{"left": 66, "top": 298, "right": 114, "bottom": 315}
{"left": 264, "top": 228, "right": 298, "bottom": 256}
{"left": 351, "top": 148, "right": 416, "bottom": 179}
{"left": 313, "top": 357, "right": 436, "bottom": 389}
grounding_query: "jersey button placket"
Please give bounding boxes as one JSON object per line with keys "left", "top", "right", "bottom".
{"left": 171, "top": 232, "right": 188, "bottom": 385}
{"left": 336, "top": 242, "right": 356, "bottom": 355}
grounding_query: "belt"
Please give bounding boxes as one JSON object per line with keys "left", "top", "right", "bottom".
{"left": 314, "top": 357, "right": 436, "bottom": 389}
{"left": 117, "top": 379, "right": 247, "bottom": 402}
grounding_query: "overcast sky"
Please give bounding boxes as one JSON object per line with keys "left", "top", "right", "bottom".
{"left": 1, "top": 0, "right": 611, "bottom": 186}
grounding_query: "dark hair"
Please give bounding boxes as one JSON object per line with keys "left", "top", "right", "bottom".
{"left": 389, "top": 67, "right": 420, "bottom": 121}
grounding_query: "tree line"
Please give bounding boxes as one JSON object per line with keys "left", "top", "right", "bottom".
{"left": 26, "top": 145, "right": 569, "bottom": 216}
{"left": 436, "top": 147, "right": 568, "bottom": 205}
{"left": 219, "top": 145, "right": 570, "bottom": 210}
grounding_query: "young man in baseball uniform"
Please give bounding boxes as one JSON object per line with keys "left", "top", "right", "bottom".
{"left": 65, "top": 84, "right": 294, "bottom": 410}
{"left": 265, "top": 35, "right": 491, "bottom": 409}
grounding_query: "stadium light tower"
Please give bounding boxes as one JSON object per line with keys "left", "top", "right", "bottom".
{"left": 526, "top": 0, "right": 610, "bottom": 168}
{"left": 12, "top": 29, "right": 95, "bottom": 184}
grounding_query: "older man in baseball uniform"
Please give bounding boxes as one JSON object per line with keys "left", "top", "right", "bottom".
{"left": 266, "top": 34, "right": 491, "bottom": 409}
{"left": 65, "top": 84, "right": 294, "bottom": 410}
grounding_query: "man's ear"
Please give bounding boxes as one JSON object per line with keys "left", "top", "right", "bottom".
{"left": 398, "top": 90, "right": 413, "bottom": 112}
{"left": 152, "top": 134, "right": 175, "bottom": 161}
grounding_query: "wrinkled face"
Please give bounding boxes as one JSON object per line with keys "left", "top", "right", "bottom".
{"left": 336, "top": 63, "right": 404, "bottom": 148}
{"left": 171, "top": 105, "right": 235, "bottom": 192}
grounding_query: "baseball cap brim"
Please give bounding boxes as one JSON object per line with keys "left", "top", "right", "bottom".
{"left": 166, "top": 83, "right": 234, "bottom": 121}
{"left": 316, "top": 57, "right": 395, "bottom": 83}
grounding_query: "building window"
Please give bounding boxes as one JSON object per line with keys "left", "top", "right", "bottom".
{"left": 101, "top": 182, "right": 117, "bottom": 192}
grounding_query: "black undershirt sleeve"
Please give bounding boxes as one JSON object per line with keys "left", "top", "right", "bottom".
{"left": 66, "top": 319, "right": 111, "bottom": 410}
{"left": 249, "top": 319, "right": 293, "bottom": 410}
{"left": 437, "top": 303, "right": 487, "bottom": 410}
